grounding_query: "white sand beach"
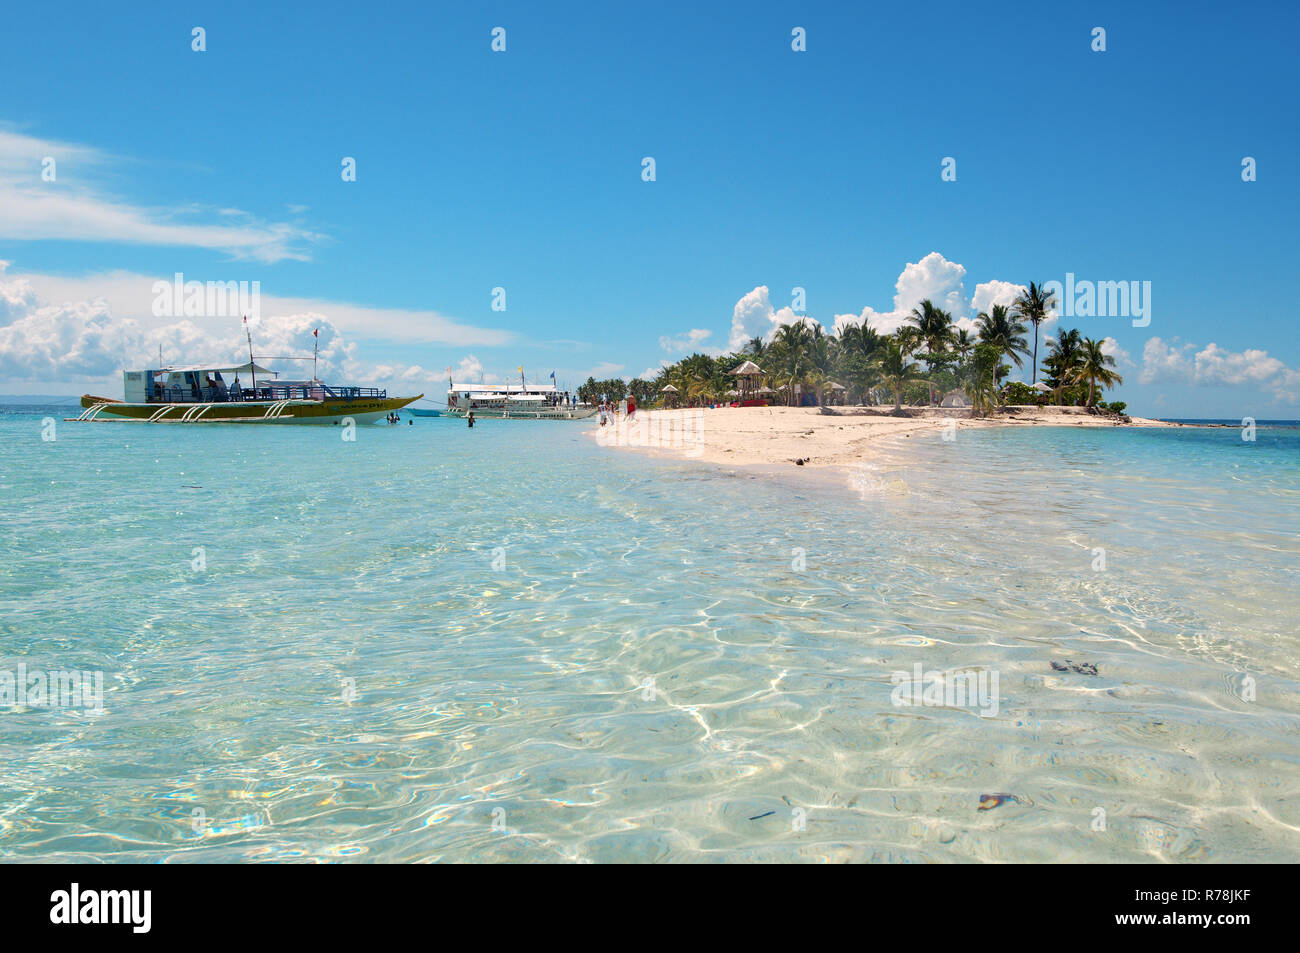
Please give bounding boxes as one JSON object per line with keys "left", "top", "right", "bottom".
{"left": 591, "top": 404, "right": 1186, "bottom": 470}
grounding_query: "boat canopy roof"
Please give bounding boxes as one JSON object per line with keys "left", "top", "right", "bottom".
{"left": 159, "top": 362, "right": 278, "bottom": 377}
{"left": 451, "top": 383, "right": 557, "bottom": 393}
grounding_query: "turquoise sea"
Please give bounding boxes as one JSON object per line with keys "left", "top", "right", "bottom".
{"left": 1, "top": 406, "right": 1297, "bottom": 863}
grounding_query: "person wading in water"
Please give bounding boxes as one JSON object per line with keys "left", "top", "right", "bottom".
{"left": 467, "top": 410, "right": 475, "bottom": 428}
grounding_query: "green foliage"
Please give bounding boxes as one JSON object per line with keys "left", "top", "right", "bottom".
{"left": 1001, "top": 381, "right": 1041, "bottom": 405}
{"left": 639, "top": 291, "right": 1125, "bottom": 413}
{"left": 967, "top": 342, "right": 1001, "bottom": 415}
{"left": 577, "top": 376, "right": 631, "bottom": 405}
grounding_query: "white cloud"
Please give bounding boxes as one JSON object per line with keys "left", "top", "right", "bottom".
{"left": 970, "top": 280, "right": 1026, "bottom": 318}
{"left": 445, "top": 354, "right": 503, "bottom": 386}
{"left": 7, "top": 267, "right": 511, "bottom": 348}
{"left": 659, "top": 328, "right": 714, "bottom": 353}
{"left": 728, "top": 286, "right": 775, "bottom": 350}
{"left": 1140, "top": 336, "right": 1299, "bottom": 404}
{"left": 1101, "top": 336, "right": 1132, "bottom": 367}
{"left": 1193, "top": 342, "right": 1285, "bottom": 386}
{"left": 0, "top": 261, "right": 468, "bottom": 396}
{"left": 829, "top": 253, "right": 1024, "bottom": 338}
{"left": 0, "top": 128, "right": 321, "bottom": 263}
{"left": 1139, "top": 338, "right": 1194, "bottom": 384}
{"left": 894, "top": 252, "right": 970, "bottom": 320}
{"left": 726, "top": 285, "right": 823, "bottom": 350}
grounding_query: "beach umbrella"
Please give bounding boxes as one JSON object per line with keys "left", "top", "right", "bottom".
{"left": 1030, "top": 382, "right": 1051, "bottom": 392}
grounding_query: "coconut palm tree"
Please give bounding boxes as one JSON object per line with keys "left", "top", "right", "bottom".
{"left": 906, "top": 300, "right": 956, "bottom": 405}
{"left": 835, "top": 322, "right": 883, "bottom": 403}
{"left": 953, "top": 328, "right": 975, "bottom": 364}
{"left": 896, "top": 325, "right": 922, "bottom": 356}
{"left": 976, "top": 304, "right": 1030, "bottom": 373}
{"left": 967, "top": 342, "right": 1002, "bottom": 417}
{"left": 1012, "top": 282, "right": 1058, "bottom": 385}
{"left": 772, "top": 321, "right": 818, "bottom": 406}
{"left": 1071, "top": 337, "right": 1124, "bottom": 407}
{"left": 1044, "top": 328, "right": 1082, "bottom": 404}
{"left": 877, "top": 338, "right": 926, "bottom": 413}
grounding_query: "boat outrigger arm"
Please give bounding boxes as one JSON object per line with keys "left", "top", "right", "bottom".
{"left": 69, "top": 362, "right": 421, "bottom": 425}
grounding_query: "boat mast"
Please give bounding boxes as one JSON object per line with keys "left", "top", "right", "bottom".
{"left": 244, "top": 315, "right": 257, "bottom": 392}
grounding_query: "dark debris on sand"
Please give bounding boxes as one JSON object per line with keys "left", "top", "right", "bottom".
{"left": 1051, "top": 660, "right": 1099, "bottom": 676}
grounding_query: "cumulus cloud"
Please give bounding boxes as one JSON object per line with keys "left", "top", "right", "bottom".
{"left": 894, "top": 252, "right": 971, "bottom": 320}
{"left": 0, "top": 261, "right": 449, "bottom": 395}
{"left": 722, "top": 288, "right": 811, "bottom": 351}
{"left": 0, "top": 129, "right": 322, "bottom": 263}
{"left": 1100, "top": 336, "right": 1132, "bottom": 367}
{"left": 1140, "top": 336, "right": 1299, "bottom": 404}
{"left": 970, "top": 280, "right": 1026, "bottom": 319}
{"left": 8, "top": 266, "right": 512, "bottom": 348}
{"left": 729, "top": 286, "right": 776, "bottom": 349}
{"left": 659, "top": 328, "right": 714, "bottom": 353}
{"left": 726, "top": 285, "right": 822, "bottom": 350}
{"left": 827, "top": 253, "right": 1030, "bottom": 338}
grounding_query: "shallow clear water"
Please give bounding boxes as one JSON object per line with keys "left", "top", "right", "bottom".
{"left": 1, "top": 407, "right": 1297, "bottom": 862}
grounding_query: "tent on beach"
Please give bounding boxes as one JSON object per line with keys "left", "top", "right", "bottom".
{"left": 940, "top": 389, "right": 972, "bottom": 408}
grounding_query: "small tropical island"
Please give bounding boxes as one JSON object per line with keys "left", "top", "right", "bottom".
{"left": 585, "top": 284, "right": 1182, "bottom": 470}
{"left": 587, "top": 285, "right": 1125, "bottom": 416}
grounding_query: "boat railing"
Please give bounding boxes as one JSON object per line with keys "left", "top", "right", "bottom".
{"left": 148, "top": 383, "right": 387, "bottom": 403}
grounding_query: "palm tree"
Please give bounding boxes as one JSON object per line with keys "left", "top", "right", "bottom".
{"left": 835, "top": 322, "right": 883, "bottom": 404}
{"left": 967, "top": 343, "right": 1002, "bottom": 417}
{"left": 953, "top": 328, "right": 975, "bottom": 364}
{"left": 896, "top": 325, "right": 922, "bottom": 356}
{"left": 671, "top": 352, "right": 718, "bottom": 407}
{"left": 1071, "top": 337, "right": 1123, "bottom": 407}
{"left": 906, "top": 300, "right": 956, "bottom": 405}
{"left": 1013, "top": 282, "right": 1058, "bottom": 385}
{"left": 1044, "top": 328, "right": 1082, "bottom": 404}
{"left": 976, "top": 304, "right": 1030, "bottom": 374}
{"left": 877, "top": 339, "right": 926, "bottom": 413}
{"left": 772, "top": 322, "right": 818, "bottom": 406}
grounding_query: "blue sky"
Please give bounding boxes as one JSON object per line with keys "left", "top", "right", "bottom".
{"left": 1, "top": 0, "right": 1297, "bottom": 415}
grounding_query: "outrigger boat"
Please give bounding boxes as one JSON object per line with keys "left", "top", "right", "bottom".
{"left": 72, "top": 362, "right": 421, "bottom": 425}
{"left": 444, "top": 382, "right": 596, "bottom": 420}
